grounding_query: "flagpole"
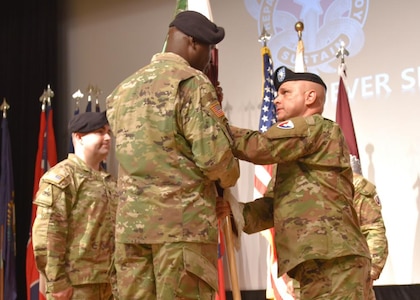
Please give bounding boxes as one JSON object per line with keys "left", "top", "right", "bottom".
{"left": 0, "top": 98, "right": 6, "bottom": 300}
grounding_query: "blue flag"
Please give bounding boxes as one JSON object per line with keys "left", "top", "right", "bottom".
{"left": 0, "top": 115, "right": 17, "bottom": 300}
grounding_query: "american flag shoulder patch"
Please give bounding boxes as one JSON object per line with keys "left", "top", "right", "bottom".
{"left": 209, "top": 101, "right": 225, "bottom": 118}
{"left": 44, "top": 172, "right": 65, "bottom": 184}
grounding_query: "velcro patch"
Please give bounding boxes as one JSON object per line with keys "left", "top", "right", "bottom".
{"left": 209, "top": 101, "right": 224, "bottom": 118}
{"left": 43, "top": 172, "right": 65, "bottom": 184}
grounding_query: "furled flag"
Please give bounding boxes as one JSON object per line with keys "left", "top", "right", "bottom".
{"left": 335, "top": 43, "right": 362, "bottom": 174}
{"left": 26, "top": 86, "right": 57, "bottom": 300}
{"left": 0, "top": 99, "right": 17, "bottom": 300}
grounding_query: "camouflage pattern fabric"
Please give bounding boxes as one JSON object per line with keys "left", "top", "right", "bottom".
{"left": 106, "top": 52, "right": 239, "bottom": 245}
{"left": 114, "top": 242, "right": 217, "bottom": 299}
{"left": 353, "top": 173, "right": 388, "bottom": 280}
{"left": 292, "top": 255, "right": 374, "bottom": 300}
{"left": 65, "top": 283, "right": 113, "bottom": 300}
{"left": 32, "top": 154, "right": 117, "bottom": 295}
{"left": 231, "top": 114, "right": 370, "bottom": 276}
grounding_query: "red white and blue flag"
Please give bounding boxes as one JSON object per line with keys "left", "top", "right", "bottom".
{"left": 26, "top": 92, "right": 57, "bottom": 300}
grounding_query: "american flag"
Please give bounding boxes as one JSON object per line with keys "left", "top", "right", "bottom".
{"left": 26, "top": 87, "right": 57, "bottom": 300}
{"left": 255, "top": 46, "right": 293, "bottom": 300}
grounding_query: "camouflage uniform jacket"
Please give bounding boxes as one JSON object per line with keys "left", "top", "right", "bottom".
{"left": 231, "top": 115, "right": 370, "bottom": 276}
{"left": 32, "top": 154, "right": 117, "bottom": 293}
{"left": 353, "top": 172, "right": 388, "bottom": 280}
{"left": 106, "top": 52, "right": 239, "bottom": 244}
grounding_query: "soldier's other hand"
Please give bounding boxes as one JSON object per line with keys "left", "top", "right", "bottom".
{"left": 216, "top": 197, "right": 231, "bottom": 219}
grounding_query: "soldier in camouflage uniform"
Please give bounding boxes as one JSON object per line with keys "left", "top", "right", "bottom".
{"left": 353, "top": 172, "right": 388, "bottom": 286}
{"left": 220, "top": 66, "right": 374, "bottom": 299}
{"left": 106, "top": 10, "right": 239, "bottom": 300}
{"left": 291, "top": 172, "right": 389, "bottom": 300}
{"left": 32, "top": 112, "right": 117, "bottom": 300}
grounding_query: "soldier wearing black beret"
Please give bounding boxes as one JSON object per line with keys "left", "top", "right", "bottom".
{"left": 32, "top": 110, "right": 116, "bottom": 299}
{"left": 217, "top": 64, "right": 374, "bottom": 298}
{"left": 106, "top": 9, "right": 239, "bottom": 300}
{"left": 68, "top": 111, "right": 108, "bottom": 133}
{"left": 169, "top": 10, "right": 225, "bottom": 45}
{"left": 273, "top": 65, "right": 327, "bottom": 91}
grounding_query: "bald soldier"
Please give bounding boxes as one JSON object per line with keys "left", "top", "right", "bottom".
{"left": 106, "top": 10, "right": 239, "bottom": 299}
{"left": 32, "top": 112, "right": 117, "bottom": 300}
{"left": 218, "top": 66, "right": 374, "bottom": 299}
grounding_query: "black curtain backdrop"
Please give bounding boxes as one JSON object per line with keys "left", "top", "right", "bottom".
{"left": 0, "top": 1, "right": 59, "bottom": 299}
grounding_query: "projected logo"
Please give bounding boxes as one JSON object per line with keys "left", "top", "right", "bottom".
{"left": 244, "top": 0, "right": 369, "bottom": 73}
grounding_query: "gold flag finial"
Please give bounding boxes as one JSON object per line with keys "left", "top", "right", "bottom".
{"left": 1, "top": 97, "right": 10, "bottom": 118}
{"left": 258, "top": 26, "right": 271, "bottom": 47}
{"left": 295, "top": 21, "right": 304, "bottom": 41}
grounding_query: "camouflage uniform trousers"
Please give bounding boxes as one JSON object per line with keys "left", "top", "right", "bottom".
{"left": 114, "top": 242, "right": 218, "bottom": 300}
{"left": 46, "top": 283, "right": 113, "bottom": 300}
{"left": 289, "top": 255, "right": 375, "bottom": 300}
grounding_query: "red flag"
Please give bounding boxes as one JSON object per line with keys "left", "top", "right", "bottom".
{"left": 26, "top": 92, "right": 57, "bottom": 300}
{"left": 335, "top": 62, "right": 362, "bottom": 174}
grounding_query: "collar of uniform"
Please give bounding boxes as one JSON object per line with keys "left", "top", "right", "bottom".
{"left": 68, "top": 153, "right": 110, "bottom": 178}
{"left": 152, "top": 52, "right": 190, "bottom": 67}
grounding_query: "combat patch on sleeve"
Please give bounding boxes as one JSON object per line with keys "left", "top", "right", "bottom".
{"left": 265, "top": 116, "right": 309, "bottom": 139}
{"left": 34, "top": 185, "right": 54, "bottom": 207}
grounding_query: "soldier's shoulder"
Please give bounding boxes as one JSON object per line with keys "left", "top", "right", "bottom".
{"left": 353, "top": 173, "right": 377, "bottom": 196}
{"left": 265, "top": 117, "right": 310, "bottom": 139}
{"left": 41, "top": 162, "right": 73, "bottom": 188}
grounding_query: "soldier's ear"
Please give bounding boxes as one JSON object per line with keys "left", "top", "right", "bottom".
{"left": 305, "top": 90, "right": 316, "bottom": 105}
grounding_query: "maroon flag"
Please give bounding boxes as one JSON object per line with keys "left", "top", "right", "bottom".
{"left": 26, "top": 90, "right": 57, "bottom": 300}
{"left": 335, "top": 63, "right": 362, "bottom": 174}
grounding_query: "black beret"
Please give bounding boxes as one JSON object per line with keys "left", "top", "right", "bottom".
{"left": 169, "top": 10, "right": 225, "bottom": 45}
{"left": 68, "top": 111, "right": 108, "bottom": 133}
{"left": 273, "top": 66, "right": 327, "bottom": 91}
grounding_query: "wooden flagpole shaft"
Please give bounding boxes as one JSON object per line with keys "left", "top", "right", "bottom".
{"left": 222, "top": 215, "right": 241, "bottom": 300}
